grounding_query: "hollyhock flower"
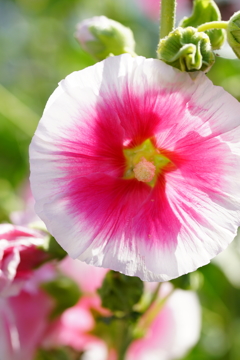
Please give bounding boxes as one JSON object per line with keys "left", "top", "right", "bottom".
{"left": 0, "top": 224, "right": 49, "bottom": 296}
{"left": 41, "top": 257, "right": 109, "bottom": 356}
{"left": 127, "top": 284, "right": 201, "bottom": 360}
{"left": 41, "top": 295, "right": 110, "bottom": 355}
{"left": 30, "top": 54, "right": 240, "bottom": 282}
{"left": 0, "top": 265, "right": 53, "bottom": 360}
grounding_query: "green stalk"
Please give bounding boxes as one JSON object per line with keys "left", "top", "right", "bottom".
{"left": 117, "top": 320, "right": 133, "bottom": 360}
{"left": 160, "top": 0, "right": 176, "bottom": 39}
{"left": 197, "top": 21, "right": 228, "bottom": 32}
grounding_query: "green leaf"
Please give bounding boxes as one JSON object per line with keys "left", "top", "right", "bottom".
{"left": 42, "top": 275, "right": 81, "bottom": 319}
{"left": 180, "top": 0, "right": 225, "bottom": 50}
{"left": 98, "top": 270, "right": 143, "bottom": 313}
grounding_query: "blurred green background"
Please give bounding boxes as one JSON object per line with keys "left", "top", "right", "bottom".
{"left": 1, "top": 0, "right": 240, "bottom": 359}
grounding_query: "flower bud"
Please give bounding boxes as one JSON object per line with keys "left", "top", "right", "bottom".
{"left": 179, "top": 0, "right": 225, "bottom": 50}
{"left": 227, "top": 11, "right": 240, "bottom": 59}
{"left": 157, "top": 27, "right": 215, "bottom": 72}
{"left": 75, "top": 16, "right": 136, "bottom": 61}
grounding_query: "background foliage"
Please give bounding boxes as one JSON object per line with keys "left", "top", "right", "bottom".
{"left": 1, "top": 0, "right": 240, "bottom": 359}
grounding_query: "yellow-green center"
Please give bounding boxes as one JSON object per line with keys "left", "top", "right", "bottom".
{"left": 123, "top": 139, "right": 170, "bottom": 187}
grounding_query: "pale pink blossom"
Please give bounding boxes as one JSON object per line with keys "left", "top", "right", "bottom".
{"left": 0, "top": 266, "right": 53, "bottom": 360}
{"left": 30, "top": 54, "right": 240, "bottom": 282}
{"left": 67, "top": 284, "right": 201, "bottom": 360}
{"left": 41, "top": 257, "right": 109, "bottom": 354}
{"left": 127, "top": 284, "right": 201, "bottom": 360}
{"left": 0, "top": 224, "right": 49, "bottom": 297}
{"left": 42, "top": 294, "right": 110, "bottom": 353}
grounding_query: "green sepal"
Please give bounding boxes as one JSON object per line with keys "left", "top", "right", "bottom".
{"left": 98, "top": 270, "right": 144, "bottom": 313}
{"left": 157, "top": 26, "right": 215, "bottom": 72}
{"left": 42, "top": 275, "right": 81, "bottom": 319}
{"left": 179, "top": 0, "right": 225, "bottom": 50}
{"left": 227, "top": 11, "right": 240, "bottom": 59}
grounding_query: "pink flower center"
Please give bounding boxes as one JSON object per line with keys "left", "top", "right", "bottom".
{"left": 133, "top": 157, "right": 156, "bottom": 183}
{"left": 123, "top": 139, "right": 171, "bottom": 187}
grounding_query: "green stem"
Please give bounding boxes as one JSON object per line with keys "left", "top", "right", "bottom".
{"left": 197, "top": 21, "right": 228, "bottom": 32}
{"left": 116, "top": 284, "right": 162, "bottom": 359}
{"left": 160, "top": 0, "right": 176, "bottom": 39}
{"left": 147, "top": 283, "right": 161, "bottom": 310}
{"left": 117, "top": 320, "right": 132, "bottom": 360}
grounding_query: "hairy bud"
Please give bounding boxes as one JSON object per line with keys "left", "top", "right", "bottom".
{"left": 157, "top": 27, "right": 215, "bottom": 72}
{"left": 75, "top": 16, "right": 136, "bottom": 61}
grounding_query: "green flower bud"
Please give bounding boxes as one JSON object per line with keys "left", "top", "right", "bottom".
{"left": 75, "top": 16, "right": 136, "bottom": 61}
{"left": 180, "top": 0, "right": 225, "bottom": 50}
{"left": 98, "top": 270, "right": 143, "bottom": 313}
{"left": 157, "top": 27, "right": 215, "bottom": 72}
{"left": 227, "top": 11, "right": 240, "bottom": 59}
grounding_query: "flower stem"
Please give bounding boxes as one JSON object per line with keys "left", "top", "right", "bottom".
{"left": 117, "top": 320, "right": 133, "bottom": 360}
{"left": 160, "top": 0, "right": 176, "bottom": 39}
{"left": 197, "top": 21, "right": 228, "bottom": 32}
{"left": 148, "top": 283, "right": 161, "bottom": 307}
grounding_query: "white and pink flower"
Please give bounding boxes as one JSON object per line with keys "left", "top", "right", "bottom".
{"left": 30, "top": 54, "right": 240, "bottom": 282}
{"left": 0, "top": 224, "right": 48, "bottom": 297}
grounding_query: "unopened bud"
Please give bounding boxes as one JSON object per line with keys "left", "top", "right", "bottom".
{"left": 180, "top": 0, "right": 225, "bottom": 50}
{"left": 227, "top": 11, "right": 240, "bottom": 59}
{"left": 157, "top": 27, "right": 215, "bottom": 72}
{"left": 75, "top": 16, "right": 136, "bottom": 61}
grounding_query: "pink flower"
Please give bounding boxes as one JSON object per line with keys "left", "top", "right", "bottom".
{"left": 42, "top": 295, "right": 109, "bottom": 354}
{"left": 41, "top": 258, "right": 109, "bottom": 355}
{"left": 127, "top": 284, "right": 201, "bottom": 360}
{"left": 0, "top": 266, "right": 53, "bottom": 360}
{"left": 30, "top": 54, "right": 240, "bottom": 281}
{"left": 0, "top": 224, "right": 49, "bottom": 296}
